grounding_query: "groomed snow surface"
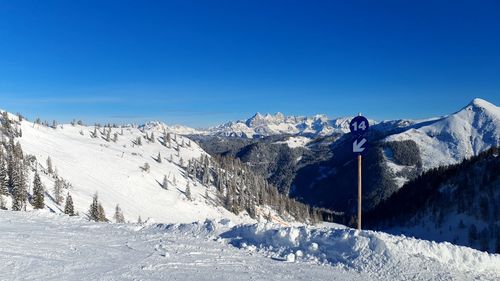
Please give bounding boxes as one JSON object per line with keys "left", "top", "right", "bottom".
{"left": 1, "top": 210, "right": 498, "bottom": 281}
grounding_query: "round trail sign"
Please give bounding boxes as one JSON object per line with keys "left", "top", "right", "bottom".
{"left": 349, "top": 116, "right": 369, "bottom": 135}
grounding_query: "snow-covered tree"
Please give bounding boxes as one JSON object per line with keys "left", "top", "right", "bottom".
{"left": 53, "top": 178, "right": 64, "bottom": 204}
{"left": 46, "top": 156, "right": 53, "bottom": 174}
{"left": 88, "top": 193, "right": 107, "bottom": 222}
{"left": 185, "top": 181, "right": 192, "bottom": 201}
{"left": 157, "top": 152, "right": 162, "bottom": 163}
{"left": 142, "top": 163, "right": 150, "bottom": 173}
{"left": 166, "top": 133, "right": 171, "bottom": 146}
{"left": 0, "top": 159, "right": 8, "bottom": 196}
{"left": 64, "top": 193, "right": 75, "bottom": 216}
{"left": 162, "top": 175, "right": 168, "bottom": 190}
{"left": 32, "top": 172, "right": 44, "bottom": 209}
{"left": 11, "top": 162, "right": 27, "bottom": 211}
{"left": 113, "top": 204, "right": 125, "bottom": 223}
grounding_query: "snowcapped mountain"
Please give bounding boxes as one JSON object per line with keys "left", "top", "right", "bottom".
{"left": 384, "top": 98, "right": 500, "bottom": 185}
{"left": 202, "top": 113, "right": 371, "bottom": 138}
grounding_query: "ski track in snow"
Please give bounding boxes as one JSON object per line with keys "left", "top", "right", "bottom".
{"left": 1, "top": 211, "right": 499, "bottom": 281}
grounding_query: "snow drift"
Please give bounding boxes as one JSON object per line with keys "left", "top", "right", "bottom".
{"left": 220, "top": 222, "right": 500, "bottom": 279}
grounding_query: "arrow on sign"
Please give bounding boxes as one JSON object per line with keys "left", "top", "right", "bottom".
{"left": 353, "top": 138, "right": 367, "bottom": 153}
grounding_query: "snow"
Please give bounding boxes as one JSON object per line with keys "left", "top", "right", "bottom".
{"left": 275, "top": 136, "right": 311, "bottom": 148}
{"left": 1, "top": 210, "right": 498, "bottom": 281}
{"left": 384, "top": 98, "right": 500, "bottom": 185}
{"left": 203, "top": 113, "right": 376, "bottom": 138}
{"left": 222, "top": 222, "right": 500, "bottom": 280}
{"left": 15, "top": 119, "right": 242, "bottom": 224}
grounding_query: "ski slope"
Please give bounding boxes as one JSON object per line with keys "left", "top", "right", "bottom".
{"left": 1, "top": 210, "right": 498, "bottom": 281}
{"left": 16, "top": 117, "right": 241, "bottom": 224}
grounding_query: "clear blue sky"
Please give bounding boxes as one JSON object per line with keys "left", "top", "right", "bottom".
{"left": 0, "top": 0, "right": 499, "bottom": 127}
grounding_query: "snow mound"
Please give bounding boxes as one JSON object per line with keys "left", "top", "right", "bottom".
{"left": 221, "top": 223, "right": 500, "bottom": 278}
{"left": 152, "top": 219, "right": 232, "bottom": 238}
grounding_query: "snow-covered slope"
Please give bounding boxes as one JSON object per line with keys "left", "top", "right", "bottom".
{"left": 15, "top": 118, "right": 240, "bottom": 224}
{"left": 203, "top": 113, "right": 372, "bottom": 138}
{"left": 384, "top": 98, "right": 500, "bottom": 181}
{"left": 1, "top": 210, "right": 498, "bottom": 281}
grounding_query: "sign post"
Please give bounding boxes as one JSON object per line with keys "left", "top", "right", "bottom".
{"left": 349, "top": 115, "right": 369, "bottom": 230}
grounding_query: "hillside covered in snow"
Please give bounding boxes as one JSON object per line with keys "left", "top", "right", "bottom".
{"left": 0, "top": 110, "right": 317, "bottom": 226}
{"left": 383, "top": 98, "right": 500, "bottom": 186}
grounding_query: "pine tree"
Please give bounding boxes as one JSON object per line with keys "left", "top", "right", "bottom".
{"left": 166, "top": 133, "right": 171, "bottom": 146}
{"left": 0, "top": 195, "right": 6, "bottom": 210}
{"left": 0, "top": 159, "right": 8, "bottom": 196}
{"left": 64, "top": 193, "right": 75, "bottom": 216}
{"left": 53, "top": 178, "right": 64, "bottom": 204}
{"left": 162, "top": 175, "right": 168, "bottom": 190}
{"left": 150, "top": 132, "right": 155, "bottom": 143}
{"left": 185, "top": 181, "right": 192, "bottom": 201}
{"left": 97, "top": 203, "right": 107, "bottom": 222}
{"left": 113, "top": 204, "right": 125, "bottom": 223}
{"left": 46, "top": 156, "right": 53, "bottom": 174}
{"left": 32, "top": 172, "right": 44, "bottom": 209}
{"left": 88, "top": 193, "right": 103, "bottom": 221}
{"left": 11, "top": 162, "right": 27, "bottom": 211}
{"left": 137, "top": 215, "right": 142, "bottom": 224}
{"left": 157, "top": 152, "right": 162, "bottom": 163}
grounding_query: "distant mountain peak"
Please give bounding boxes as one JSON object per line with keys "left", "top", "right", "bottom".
{"left": 465, "top": 98, "right": 499, "bottom": 114}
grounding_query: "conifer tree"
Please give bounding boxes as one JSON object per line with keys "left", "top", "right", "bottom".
{"left": 137, "top": 215, "right": 142, "bottom": 224}
{"left": 32, "top": 172, "right": 44, "bottom": 209}
{"left": 162, "top": 175, "right": 168, "bottom": 190}
{"left": 0, "top": 159, "right": 8, "bottom": 196}
{"left": 185, "top": 181, "right": 192, "bottom": 201}
{"left": 157, "top": 152, "right": 162, "bottom": 163}
{"left": 166, "top": 133, "right": 172, "bottom": 147}
{"left": 97, "top": 203, "right": 107, "bottom": 222}
{"left": 11, "top": 162, "right": 27, "bottom": 211}
{"left": 53, "top": 178, "right": 64, "bottom": 204}
{"left": 46, "top": 156, "right": 53, "bottom": 174}
{"left": 113, "top": 204, "right": 125, "bottom": 223}
{"left": 88, "top": 192, "right": 106, "bottom": 221}
{"left": 0, "top": 195, "right": 6, "bottom": 210}
{"left": 64, "top": 193, "right": 75, "bottom": 216}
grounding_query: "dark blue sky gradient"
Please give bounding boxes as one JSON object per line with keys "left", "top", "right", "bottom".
{"left": 0, "top": 0, "right": 498, "bottom": 127}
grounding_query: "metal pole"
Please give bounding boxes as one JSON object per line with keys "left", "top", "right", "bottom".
{"left": 357, "top": 154, "right": 362, "bottom": 230}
